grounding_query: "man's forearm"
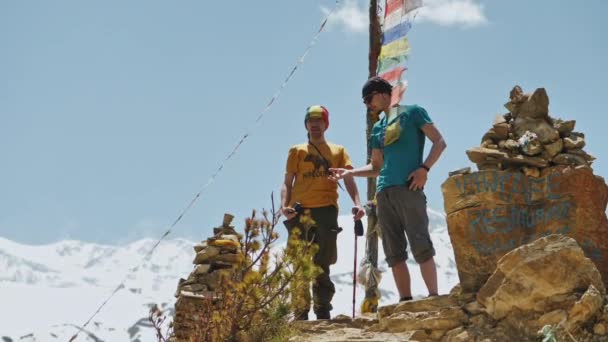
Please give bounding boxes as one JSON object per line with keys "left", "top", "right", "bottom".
{"left": 349, "top": 163, "right": 380, "bottom": 178}
{"left": 280, "top": 185, "right": 291, "bottom": 208}
{"left": 423, "top": 138, "right": 447, "bottom": 169}
{"left": 343, "top": 176, "right": 362, "bottom": 206}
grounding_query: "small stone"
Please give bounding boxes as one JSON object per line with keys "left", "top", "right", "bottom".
{"left": 452, "top": 330, "right": 472, "bottom": 342}
{"left": 463, "top": 301, "right": 484, "bottom": 315}
{"left": 469, "top": 314, "right": 489, "bottom": 327}
{"left": 543, "top": 139, "right": 563, "bottom": 159}
{"left": 522, "top": 140, "right": 543, "bottom": 156}
{"left": 594, "top": 323, "right": 606, "bottom": 335}
{"left": 466, "top": 147, "right": 508, "bottom": 164}
{"left": 481, "top": 139, "right": 494, "bottom": 148}
{"left": 494, "top": 114, "right": 507, "bottom": 125}
{"left": 430, "top": 329, "right": 447, "bottom": 340}
{"left": 568, "top": 149, "right": 596, "bottom": 162}
{"left": 503, "top": 154, "right": 549, "bottom": 168}
{"left": 409, "top": 330, "right": 431, "bottom": 340}
{"left": 493, "top": 122, "right": 510, "bottom": 139}
{"left": 194, "top": 264, "right": 211, "bottom": 275}
{"left": 554, "top": 119, "right": 576, "bottom": 136}
{"left": 211, "top": 261, "right": 235, "bottom": 270}
{"left": 213, "top": 252, "right": 244, "bottom": 264}
{"left": 220, "top": 234, "right": 240, "bottom": 242}
{"left": 553, "top": 153, "right": 587, "bottom": 166}
{"left": 193, "top": 246, "right": 220, "bottom": 264}
{"left": 448, "top": 167, "right": 471, "bottom": 177}
{"left": 180, "top": 283, "right": 208, "bottom": 292}
{"left": 482, "top": 129, "right": 502, "bottom": 142}
{"left": 537, "top": 310, "right": 567, "bottom": 327}
{"left": 523, "top": 167, "right": 540, "bottom": 178}
{"left": 567, "top": 285, "right": 603, "bottom": 330}
{"left": 563, "top": 135, "right": 586, "bottom": 150}
{"left": 222, "top": 213, "right": 235, "bottom": 226}
{"left": 499, "top": 139, "right": 519, "bottom": 151}
{"left": 509, "top": 85, "right": 524, "bottom": 101}
{"left": 193, "top": 242, "right": 206, "bottom": 253}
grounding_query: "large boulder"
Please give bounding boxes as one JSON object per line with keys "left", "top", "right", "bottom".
{"left": 477, "top": 235, "right": 606, "bottom": 320}
{"left": 441, "top": 165, "right": 608, "bottom": 292}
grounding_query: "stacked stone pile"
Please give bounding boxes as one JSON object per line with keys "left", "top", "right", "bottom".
{"left": 172, "top": 213, "right": 244, "bottom": 341}
{"left": 465, "top": 85, "right": 595, "bottom": 177}
{"left": 174, "top": 213, "right": 243, "bottom": 298}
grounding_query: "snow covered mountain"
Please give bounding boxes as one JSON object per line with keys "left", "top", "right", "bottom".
{"left": 0, "top": 237, "right": 194, "bottom": 341}
{"left": 0, "top": 209, "right": 458, "bottom": 341}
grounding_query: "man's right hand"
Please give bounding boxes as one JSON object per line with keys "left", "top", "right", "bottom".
{"left": 329, "top": 168, "right": 350, "bottom": 181}
{"left": 281, "top": 207, "right": 297, "bottom": 220}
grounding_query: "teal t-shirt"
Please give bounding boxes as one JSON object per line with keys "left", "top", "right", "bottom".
{"left": 370, "top": 104, "right": 433, "bottom": 193}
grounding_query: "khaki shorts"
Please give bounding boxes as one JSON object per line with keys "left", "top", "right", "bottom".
{"left": 376, "top": 185, "right": 435, "bottom": 267}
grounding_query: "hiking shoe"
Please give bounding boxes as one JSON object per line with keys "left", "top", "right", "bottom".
{"left": 399, "top": 296, "right": 413, "bottom": 302}
{"left": 315, "top": 311, "right": 330, "bottom": 320}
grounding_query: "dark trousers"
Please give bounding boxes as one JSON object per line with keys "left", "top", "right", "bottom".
{"left": 284, "top": 205, "right": 339, "bottom": 315}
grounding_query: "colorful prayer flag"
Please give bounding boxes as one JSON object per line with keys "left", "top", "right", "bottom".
{"left": 377, "top": 0, "right": 422, "bottom": 106}
{"left": 379, "top": 37, "right": 410, "bottom": 60}
{"left": 379, "top": 65, "right": 407, "bottom": 85}
{"left": 383, "top": 20, "right": 413, "bottom": 45}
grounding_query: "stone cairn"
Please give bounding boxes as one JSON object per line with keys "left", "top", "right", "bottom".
{"left": 461, "top": 85, "right": 595, "bottom": 177}
{"left": 172, "top": 213, "right": 244, "bottom": 341}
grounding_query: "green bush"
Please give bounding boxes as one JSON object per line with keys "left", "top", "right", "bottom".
{"left": 164, "top": 208, "right": 321, "bottom": 342}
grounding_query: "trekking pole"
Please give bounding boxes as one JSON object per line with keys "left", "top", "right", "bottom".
{"left": 353, "top": 217, "right": 364, "bottom": 318}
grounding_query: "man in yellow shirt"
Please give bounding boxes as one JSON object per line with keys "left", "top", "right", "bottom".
{"left": 281, "top": 105, "right": 365, "bottom": 320}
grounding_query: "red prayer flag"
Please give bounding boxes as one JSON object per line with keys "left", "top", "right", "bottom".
{"left": 379, "top": 66, "right": 407, "bottom": 84}
{"left": 385, "top": 0, "right": 403, "bottom": 18}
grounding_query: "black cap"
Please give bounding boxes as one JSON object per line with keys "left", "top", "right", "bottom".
{"left": 362, "top": 76, "right": 393, "bottom": 98}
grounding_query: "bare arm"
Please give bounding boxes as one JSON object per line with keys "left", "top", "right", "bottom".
{"left": 343, "top": 173, "right": 365, "bottom": 220}
{"left": 329, "top": 149, "right": 384, "bottom": 180}
{"left": 421, "top": 123, "right": 447, "bottom": 169}
{"left": 407, "top": 123, "right": 447, "bottom": 190}
{"left": 343, "top": 175, "right": 362, "bottom": 207}
{"left": 280, "top": 173, "right": 297, "bottom": 219}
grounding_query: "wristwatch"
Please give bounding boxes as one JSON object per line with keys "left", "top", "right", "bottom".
{"left": 420, "top": 164, "right": 430, "bottom": 172}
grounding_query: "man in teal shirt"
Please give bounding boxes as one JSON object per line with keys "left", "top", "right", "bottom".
{"left": 330, "top": 76, "right": 447, "bottom": 302}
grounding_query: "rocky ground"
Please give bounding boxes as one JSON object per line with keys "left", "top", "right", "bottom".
{"left": 292, "top": 235, "right": 608, "bottom": 342}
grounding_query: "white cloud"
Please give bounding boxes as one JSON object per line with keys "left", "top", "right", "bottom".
{"left": 417, "top": 0, "right": 487, "bottom": 27}
{"left": 321, "top": 0, "right": 487, "bottom": 33}
{"left": 322, "top": 0, "right": 369, "bottom": 34}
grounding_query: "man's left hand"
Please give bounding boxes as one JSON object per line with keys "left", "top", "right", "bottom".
{"left": 407, "top": 168, "right": 428, "bottom": 191}
{"left": 352, "top": 205, "right": 365, "bottom": 220}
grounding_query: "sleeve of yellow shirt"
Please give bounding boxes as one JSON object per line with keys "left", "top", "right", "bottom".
{"left": 286, "top": 146, "right": 299, "bottom": 173}
{"left": 341, "top": 146, "right": 354, "bottom": 169}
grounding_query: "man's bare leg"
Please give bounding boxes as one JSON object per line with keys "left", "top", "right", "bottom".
{"left": 420, "top": 257, "right": 438, "bottom": 296}
{"left": 391, "top": 260, "right": 411, "bottom": 299}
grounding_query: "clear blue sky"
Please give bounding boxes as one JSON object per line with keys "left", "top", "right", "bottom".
{"left": 1, "top": 0, "right": 606, "bottom": 244}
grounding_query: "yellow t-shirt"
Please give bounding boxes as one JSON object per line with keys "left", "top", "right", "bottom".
{"left": 286, "top": 142, "right": 353, "bottom": 208}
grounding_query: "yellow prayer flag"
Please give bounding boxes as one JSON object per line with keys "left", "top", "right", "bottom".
{"left": 379, "top": 37, "right": 410, "bottom": 60}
